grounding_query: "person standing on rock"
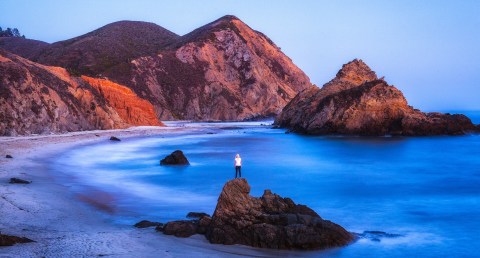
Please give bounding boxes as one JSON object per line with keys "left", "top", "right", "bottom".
{"left": 234, "top": 154, "right": 242, "bottom": 178}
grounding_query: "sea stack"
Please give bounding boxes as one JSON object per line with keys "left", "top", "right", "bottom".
{"left": 158, "top": 178, "right": 353, "bottom": 250}
{"left": 205, "top": 179, "right": 353, "bottom": 249}
{"left": 160, "top": 150, "right": 190, "bottom": 165}
{"left": 275, "top": 59, "right": 479, "bottom": 136}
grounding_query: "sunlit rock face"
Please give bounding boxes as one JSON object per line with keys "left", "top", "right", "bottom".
{"left": 81, "top": 76, "right": 163, "bottom": 126}
{"left": 2, "top": 16, "right": 311, "bottom": 121}
{"left": 127, "top": 15, "right": 311, "bottom": 120}
{"left": 0, "top": 49, "right": 162, "bottom": 136}
{"left": 275, "top": 59, "right": 478, "bottom": 136}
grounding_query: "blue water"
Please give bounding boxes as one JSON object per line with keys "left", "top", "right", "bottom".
{"left": 51, "top": 112, "right": 480, "bottom": 257}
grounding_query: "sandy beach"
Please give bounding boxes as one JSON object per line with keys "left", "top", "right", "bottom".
{"left": 0, "top": 126, "right": 311, "bottom": 257}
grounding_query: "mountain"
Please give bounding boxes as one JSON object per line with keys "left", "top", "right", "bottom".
{"left": 1, "top": 16, "right": 311, "bottom": 121}
{"left": 126, "top": 15, "right": 311, "bottom": 120}
{"left": 0, "top": 49, "right": 162, "bottom": 136}
{"left": 36, "top": 21, "right": 179, "bottom": 77}
{"left": 274, "top": 59, "right": 478, "bottom": 136}
{"left": 0, "top": 37, "right": 49, "bottom": 59}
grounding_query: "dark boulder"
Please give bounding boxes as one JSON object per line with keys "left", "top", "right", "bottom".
{"left": 6, "top": 155, "right": 13, "bottom": 158}
{"left": 160, "top": 150, "right": 190, "bottom": 165}
{"left": 162, "top": 220, "right": 198, "bottom": 238}
{"left": 0, "top": 233, "right": 34, "bottom": 246}
{"left": 109, "top": 136, "right": 121, "bottom": 141}
{"left": 204, "top": 179, "right": 354, "bottom": 250}
{"left": 186, "top": 212, "right": 210, "bottom": 219}
{"left": 134, "top": 220, "right": 163, "bottom": 228}
{"left": 196, "top": 216, "right": 212, "bottom": 235}
{"left": 9, "top": 178, "right": 30, "bottom": 184}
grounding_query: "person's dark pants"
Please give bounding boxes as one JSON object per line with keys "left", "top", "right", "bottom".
{"left": 235, "top": 166, "right": 242, "bottom": 178}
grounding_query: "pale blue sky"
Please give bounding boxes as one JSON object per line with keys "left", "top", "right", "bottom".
{"left": 1, "top": 0, "right": 479, "bottom": 111}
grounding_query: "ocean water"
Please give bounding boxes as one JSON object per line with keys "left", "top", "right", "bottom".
{"left": 50, "top": 112, "right": 480, "bottom": 257}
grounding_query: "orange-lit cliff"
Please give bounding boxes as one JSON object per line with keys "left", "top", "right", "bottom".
{"left": 81, "top": 76, "right": 163, "bottom": 126}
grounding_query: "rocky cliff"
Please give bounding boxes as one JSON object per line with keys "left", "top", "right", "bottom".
{"left": 0, "top": 49, "right": 162, "bottom": 136}
{"left": 1, "top": 16, "right": 311, "bottom": 121}
{"left": 81, "top": 76, "right": 163, "bottom": 126}
{"left": 126, "top": 15, "right": 310, "bottom": 120}
{"left": 275, "top": 59, "right": 478, "bottom": 136}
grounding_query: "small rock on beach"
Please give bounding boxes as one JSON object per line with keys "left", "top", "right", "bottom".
{"left": 9, "top": 178, "right": 31, "bottom": 184}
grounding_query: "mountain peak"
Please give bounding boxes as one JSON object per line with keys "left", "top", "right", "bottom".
{"left": 177, "top": 15, "right": 251, "bottom": 46}
{"left": 335, "top": 59, "right": 378, "bottom": 85}
{"left": 216, "top": 15, "right": 241, "bottom": 22}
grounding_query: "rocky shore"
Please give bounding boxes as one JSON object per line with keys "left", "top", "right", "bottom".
{"left": 275, "top": 59, "right": 479, "bottom": 136}
{"left": 157, "top": 178, "right": 353, "bottom": 250}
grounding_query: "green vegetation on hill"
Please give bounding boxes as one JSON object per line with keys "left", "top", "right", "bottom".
{"left": 0, "top": 27, "right": 25, "bottom": 38}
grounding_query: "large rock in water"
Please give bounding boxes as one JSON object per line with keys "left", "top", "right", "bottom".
{"left": 275, "top": 59, "right": 479, "bottom": 136}
{"left": 205, "top": 179, "right": 353, "bottom": 250}
{"left": 160, "top": 150, "right": 190, "bottom": 165}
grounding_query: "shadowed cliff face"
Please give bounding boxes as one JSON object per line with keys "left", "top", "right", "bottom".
{"left": 0, "top": 50, "right": 162, "bottom": 136}
{"left": 275, "top": 59, "right": 478, "bottom": 136}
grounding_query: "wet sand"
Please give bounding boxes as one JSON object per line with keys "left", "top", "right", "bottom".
{"left": 0, "top": 126, "right": 315, "bottom": 257}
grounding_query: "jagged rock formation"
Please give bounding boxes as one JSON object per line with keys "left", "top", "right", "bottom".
{"left": 1, "top": 16, "right": 311, "bottom": 121}
{"left": 158, "top": 179, "right": 353, "bottom": 250}
{"left": 205, "top": 178, "right": 353, "bottom": 249}
{"left": 0, "top": 49, "right": 162, "bottom": 136}
{"left": 275, "top": 59, "right": 479, "bottom": 136}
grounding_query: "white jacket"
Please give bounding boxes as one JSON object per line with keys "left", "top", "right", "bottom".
{"left": 234, "top": 157, "right": 242, "bottom": 167}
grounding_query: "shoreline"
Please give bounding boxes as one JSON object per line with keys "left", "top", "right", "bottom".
{"left": 0, "top": 126, "right": 315, "bottom": 257}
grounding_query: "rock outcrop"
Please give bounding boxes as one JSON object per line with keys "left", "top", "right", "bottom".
{"left": 156, "top": 213, "right": 212, "bottom": 237}
{"left": 186, "top": 212, "right": 210, "bottom": 219}
{"left": 205, "top": 179, "right": 353, "bottom": 249}
{"left": 160, "top": 150, "right": 190, "bottom": 165}
{"left": 275, "top": 59, "right": 479, "bottom": 136}
{"left": 159, "top": 179, "right": 353, "bottom": 250}
{"left": 0, "top": 49, "right": 163, "bottom": 136}
{"left": 134, "top": 220, "right": 163, "bottom": 229}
